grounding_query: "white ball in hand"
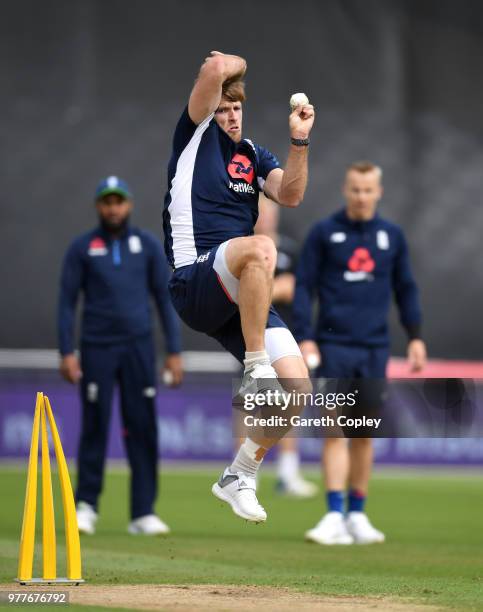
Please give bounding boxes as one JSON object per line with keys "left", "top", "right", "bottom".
{"left": 290, "top": 92, "right": 309, "bottom": 110}
{"left": 162, "top": 370, "right": 174, "bottom": 386}
{"left": 306, "top": 353, "right": 321, "bottom": 370}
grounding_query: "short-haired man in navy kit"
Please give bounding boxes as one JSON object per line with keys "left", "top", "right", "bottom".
{"left": 294, "top": 161, "right": 427, "bottom": 545}
{"left": 163, "top": 51, "right": 315, "bottom": 523}
{"left": 58, "top": 176, "right": 183, "bottom": 536}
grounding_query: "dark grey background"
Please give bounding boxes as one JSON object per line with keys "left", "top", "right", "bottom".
{"left": 1, "top": 0, "right": 482, "bottom": 358}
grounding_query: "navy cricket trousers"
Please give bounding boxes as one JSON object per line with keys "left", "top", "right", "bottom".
{"left": 76, "top": 335, "right": 158, "bottom": 519}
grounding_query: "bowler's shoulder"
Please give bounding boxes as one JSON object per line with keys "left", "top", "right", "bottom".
{"left": 177, "top": 105, "right": 197, "bottom": 129}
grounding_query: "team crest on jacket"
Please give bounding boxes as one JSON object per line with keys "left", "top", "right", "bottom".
{"left": 88, "top": 237, "right": 108, "bottom": 256}
{"left": 227, "top": 154, "right": 254, "bottom": 184}
{"left": 344, "top": 247, "right": 375, "bottom": 281}
{"left": 128, "top": 235, "right": 142, "bottom": 253}
{"left": 377, "top": 230, "right": 390, "bottom": 250}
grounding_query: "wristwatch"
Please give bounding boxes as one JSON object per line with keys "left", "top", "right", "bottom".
{"left": 290, "top": 137, "right": 310, "bottom": 146}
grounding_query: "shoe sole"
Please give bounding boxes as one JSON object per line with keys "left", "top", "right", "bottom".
{"left": 127, "top": 526, "right": 170, "bottom": 535}
{"left": 212, "top": 483, "right": 267, "bottom": 524}
{"left": 275, "top": 481, "right": 318, "bottom": 499}
{"left": 352, "top": 537, "right": 385, "bottom": 544}
{"left": 304, "top": 532, "right": 354, "bottom": 545}
{"left": 77, "top": 527, "right": 95, "bottom": 536}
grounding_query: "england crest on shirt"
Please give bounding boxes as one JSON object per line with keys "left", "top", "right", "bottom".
{"left": 377, "top": 230, "right": 389, "bottom": 250}
{"left": 129, "top": 235, "right": 142, "bottom": 253}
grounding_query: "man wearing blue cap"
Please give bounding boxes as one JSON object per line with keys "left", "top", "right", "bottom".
{"left": 58, "top": 176, "right": 183, "bottom": 535}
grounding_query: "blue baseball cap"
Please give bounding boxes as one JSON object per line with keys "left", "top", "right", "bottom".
{"left": 95, "top": 176, "right": 132, "bottom": 201}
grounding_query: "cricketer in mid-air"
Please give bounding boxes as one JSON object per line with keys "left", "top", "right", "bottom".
{"left": 163, "top": 51, "right": 315, "bottom": 523}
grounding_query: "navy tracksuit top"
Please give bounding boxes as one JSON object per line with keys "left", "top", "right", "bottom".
{"left": 293, "top": 209, "right": 422, "bottom": 347}
{"left": 58, "top": 225, "right": 181, "bottom": 355}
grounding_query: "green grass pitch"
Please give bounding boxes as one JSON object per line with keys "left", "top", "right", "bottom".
{"left": 0, "top": 465, "right": 483, "bottom": 610}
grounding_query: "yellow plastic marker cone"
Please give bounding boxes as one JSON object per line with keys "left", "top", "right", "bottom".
{"left": 44, "top": 396, "right": 82, "bottom": 581}
{"left": 17, "top": 392, "right": 42, "bottom": 582}
{"left": 16, "top": 393, "right": 84, "bottom": 585}
{"left": 41, "top": 399, "right": 56, "bottom": 580}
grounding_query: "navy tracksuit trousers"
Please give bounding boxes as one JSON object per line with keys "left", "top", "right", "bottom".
{"left": 76, "top": 335, "right": 158, "bottom": 519}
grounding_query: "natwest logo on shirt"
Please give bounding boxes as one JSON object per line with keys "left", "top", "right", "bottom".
{"left": 229, "top": 180, "right": 255, "bottom": 195}
{"left": 227, "top": 154, "right": 254, "bottom": 184}
{"left": 88, "top": 237, "right": 108, "bottom": 256}
{"left": 344, "top": 247, "right": 375, "bottom": 282}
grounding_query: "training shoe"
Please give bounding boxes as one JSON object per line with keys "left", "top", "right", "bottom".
{"left": 276, "top": 476, "right": 319, "bottom": 498}
{"left": 305, "top": 512, "right": 354, "bottom": 545}
{"left": 237, "top": 363, "right": 286, "bottom": 404}
{"left": 76, "top": 501, "right": 98, "bottom": 535}
{"left": 346, "top": 512, "right": 385, "bottom": 544}
{"left": 212, "top": 467, "right": 267, "bottom": 523}
{"left": 127, "top": 514, "right": 170, "bottom": 535}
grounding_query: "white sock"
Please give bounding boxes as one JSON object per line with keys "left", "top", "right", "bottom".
{"left": 230, "top": 438, "right": 267, "bottom": 478}
{"left": 244, "top": 350, "right": 270, "bottom": 372}
{"left": 277, "top": 450, "right": 300, "bottom": 482}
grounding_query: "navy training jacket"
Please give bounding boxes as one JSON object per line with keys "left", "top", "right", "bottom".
{"left": 58, "top": 225, "right": 181, "bottom": 355}
{"left": 293, "top": 209, "right": 422, "bottom": 347}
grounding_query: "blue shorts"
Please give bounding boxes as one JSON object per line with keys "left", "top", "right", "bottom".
{"left": 168, "top": 241, "right": 301, "bottom": 364}
{"left": 316, "top": 343, "right": 389, "bottom": 434}
{"left": 316, "top": 343, "right": 389, "bottom": 379}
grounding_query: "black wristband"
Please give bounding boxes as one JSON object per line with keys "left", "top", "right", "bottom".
{"left": 290, "top": 137, "right": 310, "bottom": 146}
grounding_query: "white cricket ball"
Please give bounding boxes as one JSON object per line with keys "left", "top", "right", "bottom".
{"left": 290, "top": 92, "right": 309, "bottom": 110}
{"left": 162, "top": 370, "right": 174, "bottom": 386}
{"left": 306, "top": 353, "right": 321, "bottom": 370}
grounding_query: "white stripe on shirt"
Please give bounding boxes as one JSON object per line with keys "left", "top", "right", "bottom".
{"left": 168, "top": 113, "right": 214, "bottom": 268}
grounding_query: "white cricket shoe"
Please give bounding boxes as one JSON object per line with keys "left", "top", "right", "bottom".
{"left": 76, "top": 501, "right": 98, "bottom": 535}
{"left": 212, "top": 467, "right": 267, "bottom": 523}
{"left": 128, "top": 514, "right": 170, "bottom": 535}
{"left": 346, "top": 512, "right": 385, "bottom": 544}
{"left": 305, "top": 512, "right": 354, "bottom": 545}
{"left": 276, "top": 476, "right": 319, "bottom": 498}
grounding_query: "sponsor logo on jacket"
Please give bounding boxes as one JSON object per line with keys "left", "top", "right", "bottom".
{"left": 88, "top": 237, "right": 108, "bottom": 256}
{"left": 227, "top": 154, "right": 254, "bottom": 184}
{"left": 344, "top": 247, "right": 375, "bottom": 282}
{"left": 229, "top": 181, "right": 255, "bottom": 194}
